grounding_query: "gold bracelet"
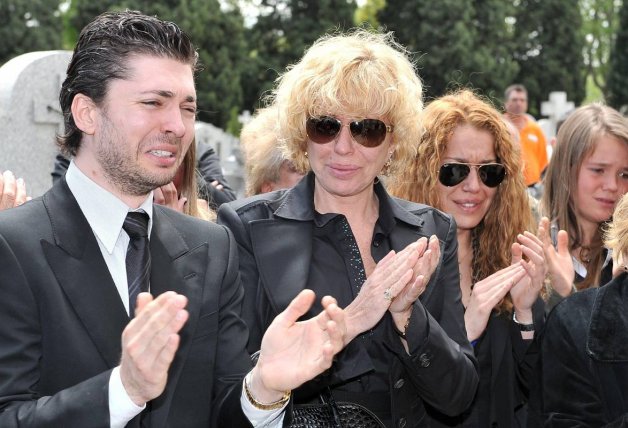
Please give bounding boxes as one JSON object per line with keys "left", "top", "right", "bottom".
{"left": 244, "top": 372, "right": 291, "bottom": 411}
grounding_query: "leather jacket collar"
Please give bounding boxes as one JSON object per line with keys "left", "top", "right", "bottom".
{"left": 272, "top": 172, "right": 424, "bottom": 229}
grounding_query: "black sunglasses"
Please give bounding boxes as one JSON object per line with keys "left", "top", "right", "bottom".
{"left": 306, "top": 116, "right": 393, "bottom": 148}
{"left": 438, "top": 162, "right": 506, "bottom": 188}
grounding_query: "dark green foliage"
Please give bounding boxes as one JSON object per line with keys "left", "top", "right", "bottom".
{"left": 355, "top": 0, "right": 385, "bottom": 28}
{"left": 606, "top": 0, "right": 628, "bottom": 111}
{"left": 0, "top": 0, "right": 63, "bottom": 66}
{"left": 377, "top": 0, "right": 477, "bottom": 101}
{"left": 469, "top": 0, "right": 520, "bottom": 103}
{"left": 242, "top": 0, "right": 357, "bottom": 112}
{"left": 513, "top": 0, "right": 586, "bottom": 116}
{"left": 377, "top": 0, "right": 518, "bottom": 104}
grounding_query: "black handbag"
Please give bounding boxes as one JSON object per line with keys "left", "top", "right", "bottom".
{"left": 250, "top": 352, "right": 385, "bottom": 428}
{"left": 290, "top": 387, "right": 386, "bottom": 428}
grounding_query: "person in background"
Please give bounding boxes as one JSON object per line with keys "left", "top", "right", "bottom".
{"left": 541, "top": 103, "right": 628, "bottom": 310}
{"left": 218, "top": 30, "right": 478, "bottom": 427}
{"left": 195, "top": 144, "right": 238, "bottom": 207}
{"left": 390, "top": 89, "right": 546, "bottom": 427}
{"left": 240, "top": 106, "right": 305, "bottom": 196}
{"left": 529, "top": 193, "right": 628, "bottom": 426}
{"left": 503, "top": 84, "right": 548, "bottom": 189}
{"left": 0, "top": 170, "right": 30, "bottom": 210}
{"left": 153, "top": 140, "right": 214, "bottom": 220}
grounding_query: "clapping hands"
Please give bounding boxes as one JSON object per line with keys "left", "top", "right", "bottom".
{"left": 249, "top": 290, "right": 346, "bottom": 402}
{"left": 538, "top": 217, "right": 574, "bottom": 297}
{"left": 343, "top": 235, "right": 440, "bottom": 343}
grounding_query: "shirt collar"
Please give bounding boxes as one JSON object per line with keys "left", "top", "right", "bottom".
{"left": 572, "top": 247, "right": 613, "bottom": 278}
{"left": 66, "top": 161, "right": 153, "bottom": 254}
{"left": 277, "top": 172, "right": 412, "bottom": 233}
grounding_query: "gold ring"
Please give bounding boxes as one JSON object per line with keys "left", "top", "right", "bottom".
{"left": 383, "top": 288, "right": 393, "bottom": 301}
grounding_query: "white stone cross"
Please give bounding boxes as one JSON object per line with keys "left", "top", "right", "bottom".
{"left": 540, "top": 91, "right": 575, "bottom": 138}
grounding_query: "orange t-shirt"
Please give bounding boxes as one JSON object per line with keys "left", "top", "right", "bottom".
{"left": 519, "top": 119, "right": 548, "bottom": 186}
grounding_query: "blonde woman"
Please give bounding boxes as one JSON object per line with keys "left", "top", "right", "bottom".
{"left": 240, "top": 107, "right": 305, "bottom": 196}
{"left": 219, "top": 30, "right": 478, "bottom": 426}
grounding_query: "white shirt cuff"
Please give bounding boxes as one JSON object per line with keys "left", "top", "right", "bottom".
{"left": 108, "top": 366, "right": 145, "bottom": 428}
{"left": 240, "top": 376, "right": 286, "bottom": 427}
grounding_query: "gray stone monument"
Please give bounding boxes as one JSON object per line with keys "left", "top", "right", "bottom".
{"left": 0, "top": 50, "right": 72, "bottom": 198}
{"left": 0, "top": 50, "right": 247, "bottom": 199}
{"left": 195, "top": 121, "right": 245, "bottom": 197}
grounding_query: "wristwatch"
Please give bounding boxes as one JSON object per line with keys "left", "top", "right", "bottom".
{"left": 512, "top": 312, "right": 535, "bottom": 332}
{"left": 244, "top": 372, "right": 291, "bottom": 411}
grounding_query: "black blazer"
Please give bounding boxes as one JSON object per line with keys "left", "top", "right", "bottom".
{"left": 469, "top": 298, "right": 545, "bottom": 427}
{"left": 217, "top": 176, "right": 478, "bottom": 427}
{"left": 0, "top": 178, "right": 252, "bottom": 427}
{"left": 528, "top": 272, "right": 628, "bottom": 427}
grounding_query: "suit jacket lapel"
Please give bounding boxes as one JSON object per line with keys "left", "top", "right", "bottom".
{"left": 41, "top": 179, "right": 128, "bottom": 368}
{"left": 144, "top": 208, "right": 205, "bottom": 428}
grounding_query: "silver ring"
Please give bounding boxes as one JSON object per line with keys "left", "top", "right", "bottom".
{"left": 383, "top": 288, "right": 393, "bottom": 302}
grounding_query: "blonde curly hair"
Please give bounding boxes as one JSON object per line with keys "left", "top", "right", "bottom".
{"left": 240, "top": 106, "right": 286, "bottom": 196}
{"left": 267, "top": 29, "right": 424, "bottom": 180}
{"left": 605, "top": 193, "right": 628, "bottom": 271}
{"left": 389, "top": 89, "right": 534, "bottom": 313}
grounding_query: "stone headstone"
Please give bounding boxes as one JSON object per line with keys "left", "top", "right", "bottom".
{"left": 195, "top": 121, "right": 245, "bottom": 197}
{"left": 0, "top": 50, "right": 72, "bottom": 198}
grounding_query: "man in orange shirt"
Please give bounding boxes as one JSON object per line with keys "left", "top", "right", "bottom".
{"left": 503, "top": 84, "right": 548, "bottom": 187}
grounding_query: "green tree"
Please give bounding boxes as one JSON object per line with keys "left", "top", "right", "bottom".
{"left": 580, "top": 0, "right": 622, "bottom": 98}
{"left": 174, "top": 0, "right": 247, "bottom": 128}
{"left": 377, "top": 0, "right": 477, "bottom": 101}
{"left": 242, "top": 0, "right": 357, "bottom": 112}
{"left": 68, "top": 0, "right": 247, "bottom": 131}
{"left": 0, "top": 0, "right": 64, "bottom": 66}
{"left": 468, "top": 0, "right": 520, "bottom": 102}
{"left": 512, "top": 0, "right": 586, "bottom": 116}
{"left": 376, "top": 0, "right": 519, "bottom": 103}
{"left": 355, "top": 0, "right": 385, "bottom": 28}
{"left": 606, "top": 0, "right": 628, "bottom": 111}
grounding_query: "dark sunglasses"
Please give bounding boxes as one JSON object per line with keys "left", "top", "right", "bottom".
{"left": 306, "top": 116, "right": 393, "bottom": 148}
{"left": 438, "top": 162, "right": 506, "bottom": 187}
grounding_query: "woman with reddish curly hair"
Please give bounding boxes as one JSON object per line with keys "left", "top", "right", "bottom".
{"left": 390, "top": 89, "right": 546, "bottom": 427}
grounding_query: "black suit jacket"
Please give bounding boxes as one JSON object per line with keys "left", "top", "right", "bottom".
{"left": 217, "top": 175, "right": 478, "bottom": 427}
{"left": 0, "top": 178, "right": 252, "bottom": 427}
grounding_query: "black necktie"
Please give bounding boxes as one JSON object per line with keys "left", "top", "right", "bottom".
{"left": 123, "top": 211, "right": 150, "bottom": 318}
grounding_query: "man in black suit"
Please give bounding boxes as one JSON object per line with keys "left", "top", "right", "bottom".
{"left": 0, "top": 11, "right": 345, "bottom": 427}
